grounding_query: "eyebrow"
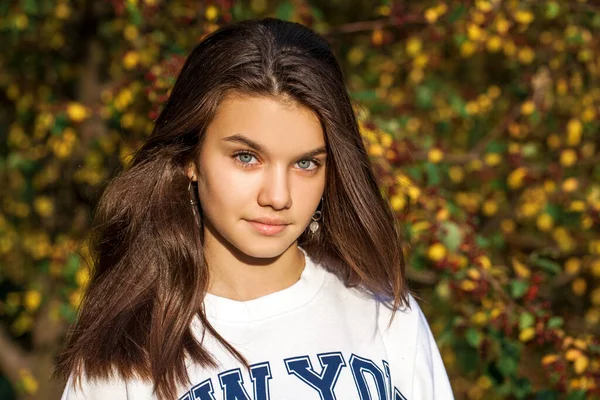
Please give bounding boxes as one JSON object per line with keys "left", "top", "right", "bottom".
{"left": 222, "top": 134, "right": 327, "bottom": 158}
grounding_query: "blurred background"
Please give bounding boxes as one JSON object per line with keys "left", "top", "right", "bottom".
{"left": 1, "top": 0, "right": 599, "bottom": 399}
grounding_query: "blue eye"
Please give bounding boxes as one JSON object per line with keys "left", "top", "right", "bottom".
{"left": 233, "top": 151, "right": 258, "bottom": 167}
{"left": 297, "top": 159, "right": 319, "bottom": 171}
{"left": 238, "top": 153, "right": 255, "bottom": 163}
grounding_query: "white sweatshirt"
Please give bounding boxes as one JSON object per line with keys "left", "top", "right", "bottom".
{"left": 61, "top": 248, "right": 454, "bottom": 399}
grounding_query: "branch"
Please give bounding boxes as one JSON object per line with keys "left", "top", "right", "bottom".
{"left": 0, "top": 324, "right": 31, "bottom": 388}
{"left": 325, "top": 14, "right": 423, "bottom": 35}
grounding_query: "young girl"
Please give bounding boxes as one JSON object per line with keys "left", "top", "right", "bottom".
{"left": 56, "top": 17, "right": 454, "bottom": 400}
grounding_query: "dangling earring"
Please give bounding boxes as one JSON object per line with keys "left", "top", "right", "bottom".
{"left": 189, "top": 175, "right": 201, "bottom": 228}
{"left": 309, "top": 197, "right": 324, "bottom": 233}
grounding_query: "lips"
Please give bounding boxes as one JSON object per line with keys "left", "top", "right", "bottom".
{"left": 245, "top": 218, "right": 289, "bottom": 235}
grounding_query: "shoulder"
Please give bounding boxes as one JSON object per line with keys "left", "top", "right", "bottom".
{"left": 377, "top": 293, "right": 455, "bottom": 399}
{"left": 328, "top": 280, "right": 455, "bottom": 399}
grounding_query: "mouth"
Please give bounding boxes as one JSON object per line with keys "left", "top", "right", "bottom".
{"left": 245, "top": 219, "right": 289, "bottom": 235}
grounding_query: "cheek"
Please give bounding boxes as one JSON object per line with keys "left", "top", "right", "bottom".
{"left": 197, "top": 158, "right": 255, "bottom": 212}
{"left": 294, "top": 176, "right": 326, "bottom": 217}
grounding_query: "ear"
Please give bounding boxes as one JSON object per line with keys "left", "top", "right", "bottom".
{"left": 185, "top": 163, "right": 198, "bottom": 181}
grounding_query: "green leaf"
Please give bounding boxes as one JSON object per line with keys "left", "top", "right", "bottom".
{"left": 547, "top": 317, "right": 564, "bottom": 329}
{"left": 531, "top": 256, "right": 561, "bottom": 275}
{"left": 448, "top": 4, "right": 467, "bottom": 23}
{"left": 510, "top": 280, "right": 529, "bottom": 299}
{"left": 60, "top": 303, "right": 78, "bottom": 323}
{"left": 441, "top": 221, "right": 463, "bottom": 252}
{"left": 490, "top": 231, "right": 505, "bottom": 248}
{"left": 352, "top": 90, "right": 378, "bottom": 102}
{"left": 485, "top": 140, "right": 506, "bottom": 154}
{"left": 519, "top": 312, "right": 535, "bottom": 330}
{"left": 475, "top": 234, "right": 490, "bottom": 248}
{"left": 513, "top": 377, "right": 532, "bottom": 399}
{"left": 535, "top": 390, "right": 558, "bottom": 400}
{"left": 310, "top": 6, "right": 324, "bottom": 21}
{"left": 498, "top": 355, "right": 518, "bottom": 377}
{"left": 465, "top": 328, "right": 482, "bottom": 348}
{"left": 126, "top": 1, "right": 143, "bottom": 26}
{"left": 545, "top": 204, "right": 561, "bottom": 219}
{"left": 521, "top": 142, "right": 538, "bottom": 158}
{"left": 275, "top": 1, "right": 294, "bottom": 20}
{"left": 566, "top": 391, "right": 587, "bottom": 400}
{"left": 449, "top": 92, "right": 467, "bottom": 117}
{"left": 51, "top": 113, "right": 68, "bottom": 135}
{"left": 425, "top": 162, "right": 441, "bottom": 186}
{"left": 416, "top": 85, "right": 434, "bottom": 109}
{"left": 545, "top": 2, "right": 560, "bottom": 19}
{"left": 22, "top": 0, "right": 39, "bottom": 15}
{"left": 64, "top": 253, "right": 81, "bottom": 280}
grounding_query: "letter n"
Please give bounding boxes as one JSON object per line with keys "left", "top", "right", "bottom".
{"left": 218, "top": 368, "right": 251, "bottom": 400}
{"left": 190, "top": 378, "right": 217, "bottom": 400}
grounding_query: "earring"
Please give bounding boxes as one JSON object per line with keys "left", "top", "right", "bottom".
{"left": 309, "top": 197, "right": 324, "bottom": 233}
{"left": 189, "top": 175, "right": 201, "bottom": 228}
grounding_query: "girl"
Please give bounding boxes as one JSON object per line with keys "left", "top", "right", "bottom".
{"left": 56, "top": 17, "right": 454, "bottom": 399}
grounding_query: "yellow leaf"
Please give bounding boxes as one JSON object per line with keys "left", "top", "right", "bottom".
{"left": 390, "top": 195, "right": 406, "bottom": 212}
{"left": 460, "top": 280, "right": 477, "bottom": 292}
{"left": 476, "top": 255, "right": 492, "bottom": 270}
{"left": 508, "top": 167, "right": 527, "bottom": 189}
{"left": 66, "top": 102, "right": 89, "bottom": 123}
{"left": 448, "top": 166, "right": 464, "bottom": 183}
{"left": 574, "top": 355, "right": 589, "bottom": 374}
{"left": 427, "top": 148, "right": 444, "bottom": 163}
{"left": 512, "top": 258, "right": 531, "bottom": 278}
{"left": 564, "top": 258, "right": 581, "bottom": 275}
{"left": 536, "top": 213, "right": 554, "bottom": 232}
{"left": 562, "top": 178, "right": 579, "bottom": 193}
{"left": 521, "top": 101, "right": 535, "bottom": 115}
{"left": 123, "top": 51, "right": 140, "bottom": 70}
{"left": 18, "top": 369, "right": 39, "bottom": 395}
{"left": 542, "top": 354, "right": 558, "bottom": 365}
{"left": 467, "top": 268, "right": 481, "bottom": 280}
{"left": 406, "top": 37, "right": 422, "bottom": 56}
{"left": 427, "top": 243, "right": 447, "bottom": 262}
{"left": 205, "top": 5, "right": 219, "bottom": 21}
{"left": 24, "top": 290, "right": 42, "bottom": 312}
{"left": 567, "top": 119, "right": 583, "bottom": 146}
{"left": 519, "top": 327, "right": 536, "bottom": 342}
{"left": 424, "top": 8, "right": 438, "bottom": 23}
{"left": 514, "top": 10, "right": 534, "bottom": 25}
{"left": 560, "top": 149, "right": 578, "bottom": 167}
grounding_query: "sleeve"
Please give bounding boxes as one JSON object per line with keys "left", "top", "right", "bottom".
{"left": 411, "top": 298, "right": 454, "bottom": 400}
{"left": 60, "top": 372, "right": 129, "bottom": 400}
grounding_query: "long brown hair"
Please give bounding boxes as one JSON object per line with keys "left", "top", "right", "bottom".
{"left": 55, "top": 17, "right": 408, "bottom": 399}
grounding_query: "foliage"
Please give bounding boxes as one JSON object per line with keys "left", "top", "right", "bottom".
{"left": 0, "top": 0, "right": 599, "bottom": 398}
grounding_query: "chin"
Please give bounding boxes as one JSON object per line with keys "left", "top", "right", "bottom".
{"left": 231, "top": 236, "right": 297, "bottom": 260}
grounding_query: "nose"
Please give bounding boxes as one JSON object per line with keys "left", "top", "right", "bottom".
{"left": 257, "top": 164, "right": 292, "bottom": 210}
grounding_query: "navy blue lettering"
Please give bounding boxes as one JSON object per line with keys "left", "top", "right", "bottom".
{"left": 190, "top": 378, "right": 217, "bottom": 400}
{"left": 285, "top": 352, "right": 346, "bottom": 400}
{"left": 394, "top": 387, "right": 408, "bottom": 400}
{"left": 218, "top": 369, "right": 251, "bottom": 400}
{"left": 349, "top": 354, "right": 387, "bottom": 400}
{"left": 249, "top": 362, "right": 272, "bottom": 400}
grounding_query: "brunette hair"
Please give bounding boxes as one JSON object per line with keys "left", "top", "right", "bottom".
{"left": 55, "top": 17, "right": 408, "bottom": 399}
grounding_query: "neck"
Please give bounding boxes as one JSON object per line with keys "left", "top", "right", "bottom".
{"left": 203, "top": 228, "right": 306, "bottom": 302}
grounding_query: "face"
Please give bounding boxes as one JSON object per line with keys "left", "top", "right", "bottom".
{"left": 188, "top": 94, "right": 327, "bottom": 259}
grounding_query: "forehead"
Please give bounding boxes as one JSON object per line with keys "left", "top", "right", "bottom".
{"left": 206, "top": 94, "right": 325, "bottom": 149}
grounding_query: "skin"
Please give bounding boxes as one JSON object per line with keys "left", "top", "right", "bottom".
{"left": 186, "top": 94, "right": 327, "bottom": 301}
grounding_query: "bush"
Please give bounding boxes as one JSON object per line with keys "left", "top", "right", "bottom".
{"left": 0, "top": 1, "right": 598, "bottom": 398}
